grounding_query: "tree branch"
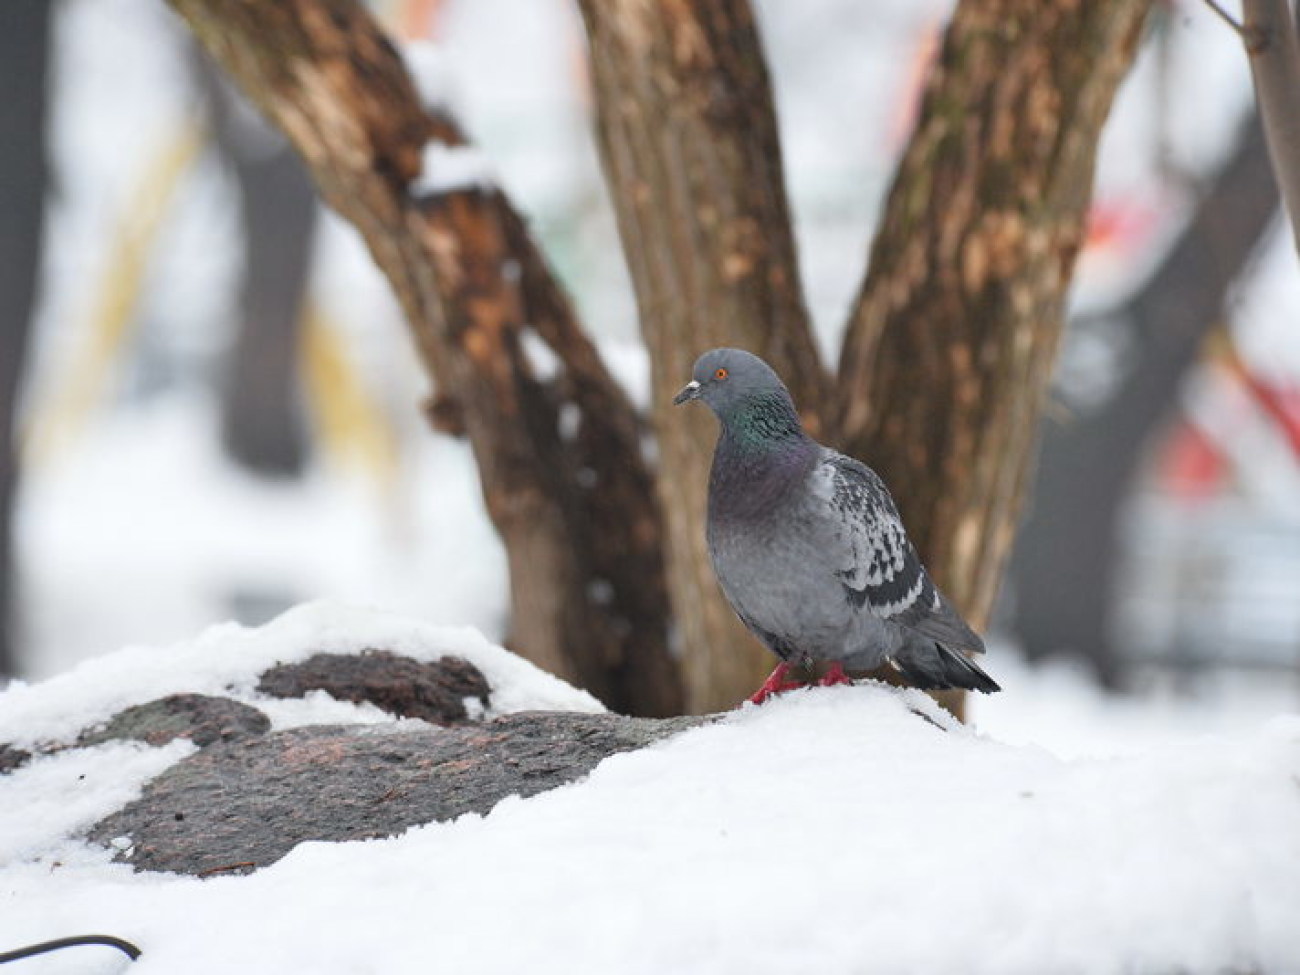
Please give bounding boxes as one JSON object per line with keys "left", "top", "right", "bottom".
{"left": 576, "top": 0, "right": 828, "bottom": 711}
{"left": 1241, "top": 0, "right": 1300, "bottom": 258}
{"left": 1202, "top": 0, "right": 1247, "bottom": 35}
{"left": 1011, "top": 112, "right": 1278, "bottom": 683}
{"left": 167, "top": 0, "right": 682, "bottom": 714}
{"left": 837, "top": 0, "right": 1152, "bottom": 632}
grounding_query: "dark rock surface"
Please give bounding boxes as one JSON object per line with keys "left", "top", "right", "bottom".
{"left": 19, "top": 650, "right": 711, "bottom": 877}
{"left": 77, "top": 694, "right": 271, "bottom": 749}
{"left": 90, "top": 711, "right": 708, "bottom": 876}
{"left": 0, "top": 743, "right": 30, "bottom": 775}
{"left": 257, "top": 651, "right": 490, "bottom": 725}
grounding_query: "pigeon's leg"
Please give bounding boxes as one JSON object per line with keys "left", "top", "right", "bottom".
{"left": 816, "top": 661, "right": 854, "bottom": 688}
{"left": 748, "top": 662, "right": 805, "bottom": 704}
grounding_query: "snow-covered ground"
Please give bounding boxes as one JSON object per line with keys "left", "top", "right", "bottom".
{"left": 17, "top": 393, "right": 510, "bottom": 680}
{"left": 2, "top": 602, "right": 1298, "bottom": 975}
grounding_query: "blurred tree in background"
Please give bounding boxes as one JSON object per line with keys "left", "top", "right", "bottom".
{"left": 200, "top": 61, "right": 317, "bottom": 479}
{"left": 166, "top": 0, "right": 1152, "bottom": 715}
{"left": 0, "top": 0, "right": 52, "bottom": 678}
{"left": 1013, "top": 112, "right": 1281, "bottom": 686}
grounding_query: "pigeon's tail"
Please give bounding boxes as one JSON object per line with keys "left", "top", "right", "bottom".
{"left": 891, "top": 640, "right": 1001, "bottom": 694}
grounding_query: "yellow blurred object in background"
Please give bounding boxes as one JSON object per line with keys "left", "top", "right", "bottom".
{"left": 301, "top": 302, "right": 401, "bottom": 496}
{"left": 22, "top": 122, "right": 206, "bottom": 467}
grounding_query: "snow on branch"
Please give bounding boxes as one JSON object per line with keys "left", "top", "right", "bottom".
{"left": 399, "top": 40, "right": 460, "bottom": 117}
{"left": 411, "top": 143, "right": 497, "bottom": 199}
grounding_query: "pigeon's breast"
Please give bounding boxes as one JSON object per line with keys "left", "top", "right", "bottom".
{"left": 707, "top": 492, "right": 860, "bottom": 663}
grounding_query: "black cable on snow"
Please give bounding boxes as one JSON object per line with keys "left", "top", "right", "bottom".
{"left": 0, "top": 934, "right": 142, "bottom": 964}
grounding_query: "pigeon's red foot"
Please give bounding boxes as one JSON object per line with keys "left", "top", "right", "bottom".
{"left": 747, "top": 662, "right": 805, "bottom": 705}
{"left": 816, "top": 662, "right": 854, "bottom": 688}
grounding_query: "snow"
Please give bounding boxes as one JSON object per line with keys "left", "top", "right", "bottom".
{"left": 400, "top": 40, "right": 460, "bottom": 116}
{"left": 968, "top": 649, "right": 1300, "bottom": 759}
{"left": 0, "top": 601, "right": 600, "bottom": 751}
{"left": 410, "top": 142, "right": 498, "bottom": 198}
{"left": 0, "top": 740, "right": 191, "bottom": 868}
{"left": 18, "top": 394, "right": 509, "bottom": 680}
{"left": 3, "top": 609, "right": 1299, "bottom": 975}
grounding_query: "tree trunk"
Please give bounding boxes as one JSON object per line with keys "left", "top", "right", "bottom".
{"left": 1010, "top": 113, "right": 1279, "bottom": 684}
{"left": 1241, "top": 0, "right": 1300, "bottom": 258}
{"left": 168, "top": 0, "right": 682, "bottom": 715}
{"left": 222, "top": 143, "right": 315, "bottom": 477}
{"left": 576, "top": 0, "right": 828, "bottom": 712}
{"left": 169, "top": 0, "right": 1163, "bottom": 718}
{"left": 836, "top": 0, "right": 1152, "bottom": 665}
{"left": 202, "top": 63, "right": 317, "bottom": 478}
{"left": 0, "top": 0, "right": 51, "bottom": 678}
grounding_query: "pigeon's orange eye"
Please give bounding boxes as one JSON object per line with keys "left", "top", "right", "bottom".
{"left": 714, "top": 367, "right": 729, "bottom": 380}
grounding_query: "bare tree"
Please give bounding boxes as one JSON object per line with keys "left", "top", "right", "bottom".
{"left": 200, "top": 63, "right": 317, "bottom": 478}
{"left": 573, "top": 0, "right": 1150, "bottom": 711}
{"left": 167, "top": 0, "right": 682, "bottom": 715}
{"left": 1202, "top": 0, "right": 1300, "bottom": 255}
{"left": 1011, "top": 113, "right": 1280, "bottom": 684}
{"left": 1243, "top": 0, "right": 1300, "bottom": 256}
{"left": 837, "top": 0, "right": 1150, "bottom": 714}
{"left": 839, "top": 0, "right": 1150, "bottom": 631}
{"left": 0, "top": 0, "right": 52, "bottom": 679}
{"left": 166, "top": 0, "right": 1151, "bottom": 714}
{"left": 576, "top": 0, "right": 829, "bottom": 710}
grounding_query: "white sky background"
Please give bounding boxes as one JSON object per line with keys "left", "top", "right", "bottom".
{"left": 12, "top": 0, "right": 1300, "bottom": 692}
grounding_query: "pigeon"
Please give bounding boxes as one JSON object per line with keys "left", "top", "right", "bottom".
{"left": 673, "top": 347, "right": 1000, "bottom": 704}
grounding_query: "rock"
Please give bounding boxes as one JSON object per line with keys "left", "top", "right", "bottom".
{"left": 90, "top": 711, "right": 708, "bottom": 876}
{"left": 77, "top": 694, "right": 271, "bottom": 749}
{"left": 257, "top": 651, "right": 490, "bottom": 726}
{"left": 0, "top": 743, "right": 30, "bottom": 775}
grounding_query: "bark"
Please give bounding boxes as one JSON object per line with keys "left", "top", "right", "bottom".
{"left": 836, "top": 0, "right": 1152, "bottom": 643}
{"left": 91, "top": 712, "right": 706, "bottom": 876}
{"left": 1010, "top": 114, "right": 1279, "bottom": 683}
{"left": 1242, "top": 0, "right": 1300, "bottom": 258}
{"left": 0, "top": 0, "right": 51, "bottom": 678}
{"left": 167, "top": 0, "right": 681, "bottom": 715}
{"left": 576, "top": 0, "right": 828, "bottom": 712}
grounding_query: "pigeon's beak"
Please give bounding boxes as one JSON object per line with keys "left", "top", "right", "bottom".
{"left": 673, "top": 380, "right": 701, "bottom": 406}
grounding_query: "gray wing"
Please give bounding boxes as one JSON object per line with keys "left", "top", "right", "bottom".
{"left": 811, "top": 451, "right": 985, "bottom": 655}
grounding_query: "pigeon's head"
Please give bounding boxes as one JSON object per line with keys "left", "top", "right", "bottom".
{"left": 672, "top": 348, "right": 795, "bottom": 420}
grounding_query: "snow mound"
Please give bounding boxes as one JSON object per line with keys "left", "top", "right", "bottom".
{"left": 1, "top": 613, "right": 1298, "bottom": 974}
{"left": 0, "top": 601, "right": 602, "bottom": 749}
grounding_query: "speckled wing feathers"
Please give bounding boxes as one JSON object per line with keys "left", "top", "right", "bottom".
{"left": 815, "top": 453, "right": 984, "bottom": 655}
